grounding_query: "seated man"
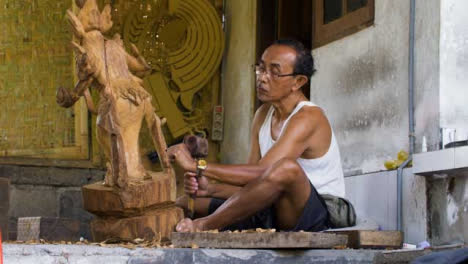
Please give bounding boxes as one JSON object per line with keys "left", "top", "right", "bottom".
{"left": 168, "top": 39, "right": 349, "bottom": 232}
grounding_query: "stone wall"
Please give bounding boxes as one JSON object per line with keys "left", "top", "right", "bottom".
{"left": 0, "top": 165, "right": 104, "bottom": 240}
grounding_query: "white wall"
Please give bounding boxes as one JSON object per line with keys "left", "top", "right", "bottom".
{"left": 414, "top": 0, "right": 440, "bottom": 153}
{"left": 426, "top": 0, "right": 468, "bottom": 246}
{"left": 345, "top": 169, "right": 427, "bottom": 244}
{"left": 310, "top": 0, "right": 410, "bottom": 175}
{"left": 439, "top": 0, "right": 468, "bottom": 137}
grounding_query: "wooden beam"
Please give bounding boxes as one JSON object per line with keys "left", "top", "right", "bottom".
{"left": 171, "top": 231, "right": 348, "bottom": 249}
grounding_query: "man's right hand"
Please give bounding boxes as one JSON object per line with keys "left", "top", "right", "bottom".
{"left": 184, "top": 171, "right": 210, "bottom": 197}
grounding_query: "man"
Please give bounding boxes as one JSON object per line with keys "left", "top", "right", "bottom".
{"left": 168, "top": 39, "right": 347, "bottom": 232}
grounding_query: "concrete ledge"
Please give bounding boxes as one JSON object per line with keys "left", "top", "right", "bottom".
{"left": 0, "top": 165, "right": 104, "bottom": 187}
{"left": 413, "top": 146, "right": 468, "bottom": 175}
{"left": 4, "top": 244, "right": 379, "bottom": 264}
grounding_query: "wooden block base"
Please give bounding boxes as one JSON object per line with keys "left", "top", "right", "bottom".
{"left": 91, "top": 206, "right": 183, "bottom": 242}
{"left": 82, "top": 171, "right": 176, "bottom": 216}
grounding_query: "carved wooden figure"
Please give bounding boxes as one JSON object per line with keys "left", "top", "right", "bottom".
{"left": 56, "top": 0, "right": 182, "bottom": 241}
{"left": 56, "top": 0, "right": 170, "bottom": 188}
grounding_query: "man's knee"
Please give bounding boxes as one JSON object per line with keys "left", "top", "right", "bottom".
{"left": 264, "top": 158, "right": 304, "bottom": 186}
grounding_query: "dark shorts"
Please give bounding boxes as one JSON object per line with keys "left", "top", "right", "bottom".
{"left": 208, "top": 183, "right": 329, "bottom": 232}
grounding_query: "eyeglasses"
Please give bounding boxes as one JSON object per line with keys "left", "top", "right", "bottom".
{"left": 255, "top": 64, "right": 297, "bottom": 80}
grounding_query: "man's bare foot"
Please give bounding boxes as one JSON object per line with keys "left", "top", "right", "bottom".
{"left": 176, "top": 218, "right": 205, "bottom": 232}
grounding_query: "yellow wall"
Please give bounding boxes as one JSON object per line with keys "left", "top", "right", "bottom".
{"left": 0, "top": 0, "right": 89, "bottom": 163}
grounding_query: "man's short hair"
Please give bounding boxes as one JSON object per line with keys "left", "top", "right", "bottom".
{"left": 273, "top": 39, "right": 316, "bottom": 78}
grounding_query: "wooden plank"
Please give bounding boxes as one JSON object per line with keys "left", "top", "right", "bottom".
{"left": 326, "top": 230, "right": 403, "bottom": 249}
{"left": 82, "top": 171, "right": 176, "bottom": 216}
{"left": 171, "top": 231, "right": 348, "bottom": 249}
{"left": 17, "top": 217, "right": 81, "bottom": 242}
{"left": 91, "top": 206, "right": 183, "bottom": 242}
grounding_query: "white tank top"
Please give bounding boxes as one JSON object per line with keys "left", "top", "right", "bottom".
{"left": 258, "top": 101, "right": 345, "bottom": 198}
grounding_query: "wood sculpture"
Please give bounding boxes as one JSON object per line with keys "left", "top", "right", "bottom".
{"left": 56, "top": 0, "right": 182, "bottom": 241}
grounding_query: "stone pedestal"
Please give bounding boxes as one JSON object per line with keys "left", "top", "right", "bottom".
{"left": 82, "top": 171, "right": 182, "bottom": 242}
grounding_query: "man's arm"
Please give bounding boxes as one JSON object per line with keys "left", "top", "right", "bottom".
{"left": 197, "top": 104, "right": 272, "bottom": 186}
{"left": 180, "top": 105, "right": 268, "bottom": 199}
{"left": 169, "top": 104, "right": 270, "bottom": 188}
{"left": 169, "top": 105, "right": 328, "bottom": 188}
{"left": 183, "top": 172, "right": 242, "bottom": 199}
{"left": 204, "top": 107, "right": 328, "bottom": 182}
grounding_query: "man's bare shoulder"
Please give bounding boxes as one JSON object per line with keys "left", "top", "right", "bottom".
{"left": 289, "top": 105, "right": 329, "bottom": 130}
{"left": 280, "top": 104, "right": 332, "bottom": 158}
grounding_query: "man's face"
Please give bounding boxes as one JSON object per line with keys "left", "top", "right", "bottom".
{"left": 256, "top": 45, "right": 299, "bottom": 103}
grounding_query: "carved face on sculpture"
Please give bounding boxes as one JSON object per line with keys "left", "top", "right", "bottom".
{"left": 76, "top": 0, "right": 113, "bottom": 33}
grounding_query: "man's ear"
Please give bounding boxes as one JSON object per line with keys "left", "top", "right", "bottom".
{"left": 293, "top": 75, "right": 308, "bottom": 91}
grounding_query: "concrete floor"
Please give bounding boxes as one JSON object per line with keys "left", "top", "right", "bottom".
{"left": 5, "top": 243, "right": 466, "bottom": 263}
{"left": 3, "top": 243, "right": 381, "bottom": 264}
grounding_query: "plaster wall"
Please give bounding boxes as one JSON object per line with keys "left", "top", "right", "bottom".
{"left": 413, "top": 0, "right": 440, "bottom": 153}
{"left": 310, "top": 0, "right": 410, "bottom": 175}
{"left": 439, "top": 0, "right": 468, "bottom": 135}
{"left": 220, "top": 0, "right": 257, "bottom": 164}
{"left": 425, "top": 0, "right": 468, "bottom": 246}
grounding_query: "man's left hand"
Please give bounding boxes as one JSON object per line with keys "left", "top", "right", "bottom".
{"left": 167, "top": 143, "right": 197, "bottom": 172}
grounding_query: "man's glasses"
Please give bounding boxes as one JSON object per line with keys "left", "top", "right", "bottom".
{"left": 255, "top": 64, "right": 297, "bottom": 80}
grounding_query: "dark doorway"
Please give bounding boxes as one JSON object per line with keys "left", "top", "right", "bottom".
{"left": 256, "top": 0, "right": 312, "bottom": 109}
